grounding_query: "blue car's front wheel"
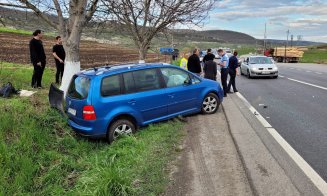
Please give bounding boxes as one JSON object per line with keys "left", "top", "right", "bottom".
{"left": 202, "top": 93, "right": 219, "bottom": 114}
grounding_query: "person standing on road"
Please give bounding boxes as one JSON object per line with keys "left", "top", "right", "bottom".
{"left": 218, "top": 49, "right": 229, "bottom": 97}
{"left": 52, "top": 36, "right": 66, "bottom": 84}
{"left": 203, "top": 59, "right": 217, "bottom": 81}
{"left": 30, "top": 29, "right": 46, "bottom": 88}
{"left": 179, "top": 53, "right": 188, "bottom": 70}
{"left": 227, "top": 51, "right": 239, "bottom": 93}
{"left": 187, "top": 48, "right": 202, "bottom": 76}
{"left": 202, "top": 48, "right": 215, "bottom": 64}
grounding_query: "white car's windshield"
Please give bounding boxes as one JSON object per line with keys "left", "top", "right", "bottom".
{"left": 250, "top": 57, "right": 273, "bottom": 64}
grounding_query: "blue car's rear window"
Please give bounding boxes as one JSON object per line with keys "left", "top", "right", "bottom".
{"left": 68, "top": 75, "right": 90, "bottom": 99}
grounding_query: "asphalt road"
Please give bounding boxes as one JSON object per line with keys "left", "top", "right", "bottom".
{"left": 232, "top": 63, "right": 327, "bottom": 182}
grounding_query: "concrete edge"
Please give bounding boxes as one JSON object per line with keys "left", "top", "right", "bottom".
{"left": 222, "top": 93, "right": 326, "bottom": 196}
{"left": 221, "top": 103, "right": 259, "bottom": 196}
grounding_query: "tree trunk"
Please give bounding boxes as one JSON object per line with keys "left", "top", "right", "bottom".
{"left": 60, "top": 36, "right": 81, "bottom": 95}
{"left": 138, "top": 46, "right": 147, "bottom": 63}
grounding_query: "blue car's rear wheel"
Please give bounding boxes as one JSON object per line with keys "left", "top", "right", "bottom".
{"left": 202, "top": 93, "right": 219, "bottom": 114}
{"left": 107, "top": 119, "right": 136, "bottom": 144}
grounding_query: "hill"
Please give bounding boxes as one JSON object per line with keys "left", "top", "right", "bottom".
{"left": 0, "top": 7, "right": 324, "bottom": 48}
{"left": 0, "top": 7, "right": 258, "bottom": 45}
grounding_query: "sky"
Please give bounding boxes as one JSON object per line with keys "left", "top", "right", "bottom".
{"left": 1, "top": 0, "right": 327, "bottom": 43}
{"left": 199, "top": 0, "right": 327, "bottom": 43}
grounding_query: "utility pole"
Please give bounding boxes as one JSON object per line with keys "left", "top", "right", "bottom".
{"left": 291, "top": 34, "right": 294, "bottom": 47}
{"left": 284, "top": 29, "right": 290, "bottom": 63}
{"left": 264, "top": 22, "right": 267, "bottom": 50}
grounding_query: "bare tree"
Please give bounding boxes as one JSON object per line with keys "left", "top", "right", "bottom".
{"left": 101, "top": 0, "right": 214, "bottom": 63}
{"left": 0, "top": 0, "right": 99, "bottom": 94}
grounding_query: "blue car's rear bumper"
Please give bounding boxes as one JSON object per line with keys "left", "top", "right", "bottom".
{"left": 68, "top": 119, "right": 106, "bottom": 138}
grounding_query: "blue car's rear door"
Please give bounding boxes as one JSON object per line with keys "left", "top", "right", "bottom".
{"left": 122, "top": 69, "right": 168, "bottom": 124}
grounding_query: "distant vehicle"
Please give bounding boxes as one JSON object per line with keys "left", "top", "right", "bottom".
{"left": 66, "top": 63, "right": 224, "bottom": 143}
{"left": 200, "top": 50, "right": 207, "bottom": 57}
{"left": 212, "top": 50, "right": 220, "bottom": 59}
{"left": 240, "top": 56, "right": 278, "bottom": 79}
{"left": 264, "top": 47, "right": 304, "bottom": 63}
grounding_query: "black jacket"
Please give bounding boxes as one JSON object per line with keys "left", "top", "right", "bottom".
{"left": 203, "top": 53, "right": 215, "bottom": 63}
{"left": 203, "top": 60, "right": 217, "bottom": 80}
{"left": 187, "top": 54, "right": 201, "bottom": 73}
{"left": 228, "top": 55, "right": 239, "bottom": 71}
{"left": 29, "top": 38, "right": 46, "bottom": 64}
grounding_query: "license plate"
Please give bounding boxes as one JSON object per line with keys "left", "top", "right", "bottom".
{"left": 262, "top": 71, "right": 270, "bottom": 74}
{"left": 68, "top": 108, "right": 76, "bottom": 116}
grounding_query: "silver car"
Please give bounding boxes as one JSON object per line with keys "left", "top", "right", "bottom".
{"left": 240, "top": 56, "right": 278, "bottom": 79}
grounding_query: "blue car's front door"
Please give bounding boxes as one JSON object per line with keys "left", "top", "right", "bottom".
{"left": 160, "top": 68, "right": 200, "bottom": 116}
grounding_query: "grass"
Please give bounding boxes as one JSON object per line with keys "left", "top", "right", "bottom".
{"left": 0, "top": 27, "right": 32, "bottom": 35}
{"left": 0, "top": 62, "right": 184, "bottom": 195}
{"left": 301, "top": 48, "right": 327, "bottom": 64}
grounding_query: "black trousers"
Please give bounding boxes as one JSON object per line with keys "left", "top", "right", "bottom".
{"left": 221, "top": 68, "right": 229, "bottom": 95}
{"left": 228, "top": 69, "right": 237, "bottom": 92}
{"left": 55, "top": 61, "right": 64, "bottom": 84}
{"left": 31, "top": 61, "right": 46, "bottom": 88}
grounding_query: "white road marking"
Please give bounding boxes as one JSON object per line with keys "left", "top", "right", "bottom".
{"left": 290, "top": 68, "right": 295, "bottom": 69}
{"left": 287, "top": 78, "right": 327, "bottom": 91}
{"left": 235, "top": 92, "right": 327, "bottom": 194}
{"left": 306, "top": 70, "right": 312, "bottom": 73}
{"left": 296, "top": 69, "right": 302, "bottom": 71}
{"left": 279, "top": 75, "right": 285, "bottom": 78}
{"left": 315, "top": 72, "right": 322, "bottom": 75}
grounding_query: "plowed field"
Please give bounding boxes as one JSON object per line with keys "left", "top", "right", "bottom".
{"left": 0, "top": 32, "right": 164, "bottom": 68}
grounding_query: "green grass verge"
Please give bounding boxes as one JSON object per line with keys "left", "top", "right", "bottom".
{"left": 0, "top": 27, "right": 32, "bottom": 35}
{"left": 0, "top": 61, "right": 184, "bottom": 195}
{"left": 301, "top": 48, "right": 327, "bottom": 64}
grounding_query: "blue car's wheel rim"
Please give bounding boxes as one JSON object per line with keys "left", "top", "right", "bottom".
{"left": 114, "top": 124, "right": 133, "bottom": 139}
{"left": 203, "top": 96, "right": 217, "bottom": 113}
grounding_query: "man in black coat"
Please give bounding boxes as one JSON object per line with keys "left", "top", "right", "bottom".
{"left": 30, "top": 30, "right": 46, "bottom": 88}
{"left": 203, "top": 60, "right": 217, "bottom": 81}
{"left": 202, "top": 48, "right": 215, "bottom": 63}
{"left": 227, "top": 51, "right": 239, "bottom": 93}
{"left": 187, "top": 48, "right": 202, "bottom": 76}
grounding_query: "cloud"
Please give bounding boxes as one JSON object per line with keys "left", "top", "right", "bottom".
{"left": 213, "top": 5, "right": 327, "bottom": 21}
{"left": 207, "top": 0, "right": 327, "bottom": 42}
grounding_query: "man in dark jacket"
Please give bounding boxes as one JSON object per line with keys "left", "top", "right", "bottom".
{"left": 187, "top": 48, "right": 202, "bottom": 76}
{"left": 202, "top": 48, "right": 215, "bottom": 63}
{"left": 30, "top": 29, "right": 46, "bottom": 88}
{"left": 53, "top": 36, "right": 65, "bottom": 84}
{"left": 227, "top": 51, "right": 239, "bottom": 93}
{"left": 203, "top": 60, "right": 217, "bottom": 81}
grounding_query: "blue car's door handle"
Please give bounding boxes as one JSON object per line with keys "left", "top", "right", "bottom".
{"left": 128, "top": 99, "right": 136, "bottom": 105}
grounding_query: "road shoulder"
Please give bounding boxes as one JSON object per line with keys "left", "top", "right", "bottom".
{"left": 164, "top": 108, "right": 253, "bottom": 196}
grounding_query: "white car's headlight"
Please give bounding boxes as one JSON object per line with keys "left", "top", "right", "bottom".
{"left": 273, "top": 67, "right": 278, "bottom": 71}
{"left": 251, "top": 67, "right": 257, "bottom": 71}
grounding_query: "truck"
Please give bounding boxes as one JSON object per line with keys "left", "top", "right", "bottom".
{"left": 264, "top": 47, "right": 304, "bottom": 63}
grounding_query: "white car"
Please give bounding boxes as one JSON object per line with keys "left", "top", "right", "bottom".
{"left": 240, "top": 56, "right": 278, "bottom": 79}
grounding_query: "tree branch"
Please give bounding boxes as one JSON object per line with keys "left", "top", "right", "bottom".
{"left": 18, "top": 0, "right": 58, "bottom": 30}
{"left": 0, "top": 3, "right": 27, "bottom": 8}
{"left": 52, "top": 0, "right": 65, "bottom": 34}
{"left": 85, "top": 0, "right": 99, "bottom": 23}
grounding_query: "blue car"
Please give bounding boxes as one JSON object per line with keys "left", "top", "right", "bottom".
{"left": 66, "top": 63, "right": 224, "bottom": 143}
